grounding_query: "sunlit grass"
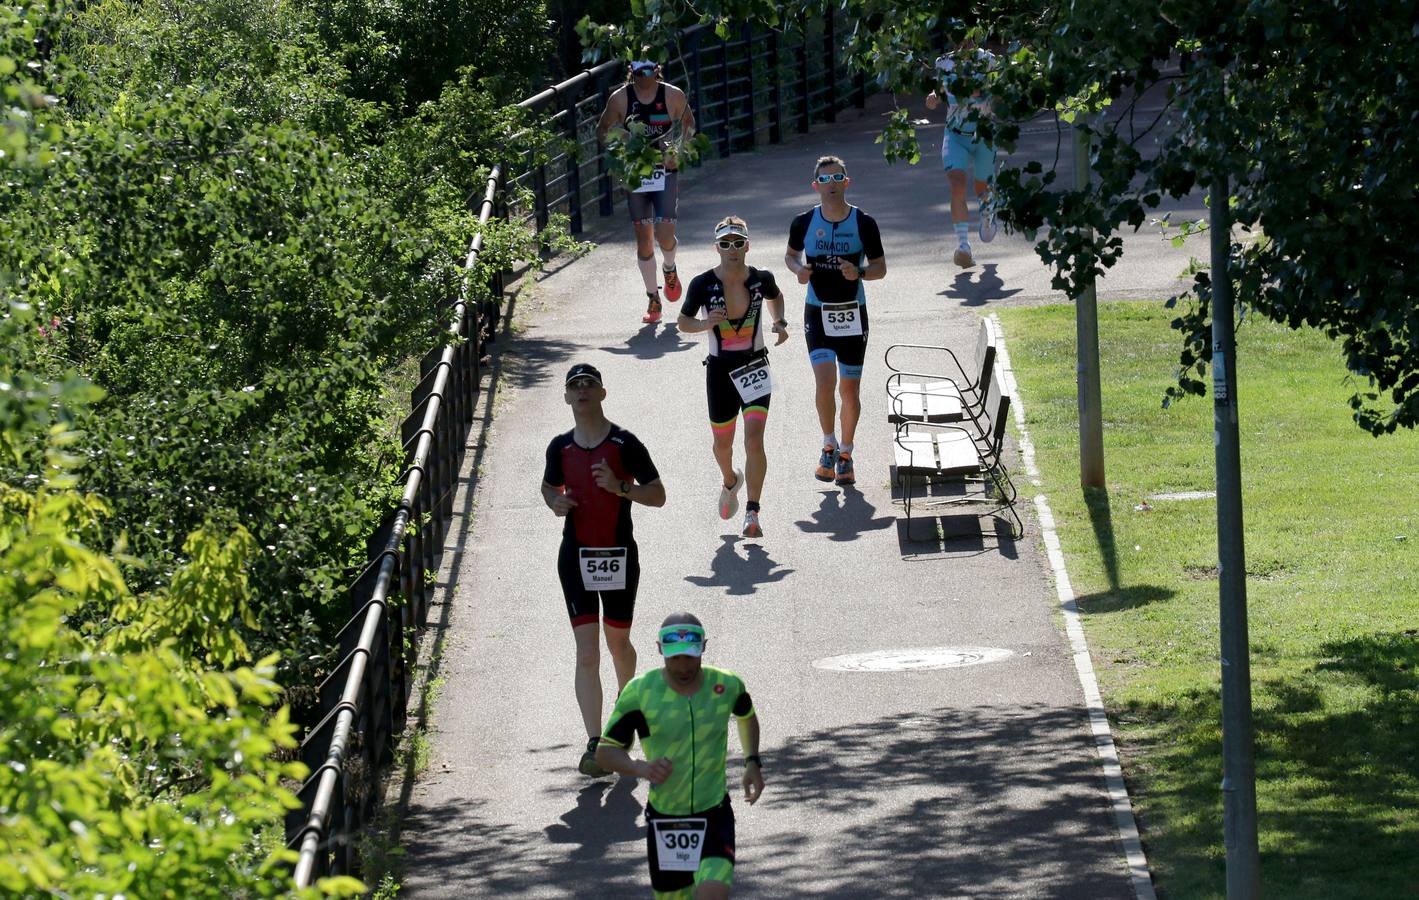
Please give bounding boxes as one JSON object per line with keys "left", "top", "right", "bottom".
{"left": 997, "top": 301, "right": 1419, "bottom": 899}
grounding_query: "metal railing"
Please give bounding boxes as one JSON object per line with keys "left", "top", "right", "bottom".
{"left": 286, "top": 14, "right": 865, "bottom": 885}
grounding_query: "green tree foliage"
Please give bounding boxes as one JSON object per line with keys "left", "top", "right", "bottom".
{"left": 581, "top": 0, "right": 1419, "bottom": 434}
{"left": 3, "top": 0, "right": 546, "bottom": 704}
{"left": 0, "top": 308, "right": 360, "bottom": 896}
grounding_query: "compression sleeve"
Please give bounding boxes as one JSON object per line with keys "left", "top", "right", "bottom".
{"left": 543, "top": 435, "right": 564, "bottom": 487}
{"left": 859, "top": 211, "right": 885, "bottom": 261}
{"left": 620, "top": 430, "right": 661, "bottom": 486}
{"left": 787, "top": 210, "right": 811, "bottom": 252}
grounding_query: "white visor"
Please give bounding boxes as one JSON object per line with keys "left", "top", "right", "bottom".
{"left": 714, "top": 222, "right": 749, "bottom": 239}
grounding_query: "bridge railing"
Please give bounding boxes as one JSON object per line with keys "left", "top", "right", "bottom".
{"left": 285, "top": 15, "right": 864, "bottom": 886}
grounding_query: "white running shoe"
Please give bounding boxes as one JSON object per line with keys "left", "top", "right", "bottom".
{"left": 718, "top": 470, "right": 743, "bottom": 520}
{"left": 953, "top": 245, "right": 975, "bottom": 268}
{"left": 979, "top": 210, "right": 998, "bottom": 243}
{"left": 742, "top": 509, "right": 763, "bottom": 538}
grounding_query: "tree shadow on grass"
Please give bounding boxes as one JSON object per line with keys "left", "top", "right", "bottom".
{"left": 1115, "top": 630, "right": 1419, "bottom": 898}
{"left": 1072, "top": 487, "right": 1174, "bottom": 613}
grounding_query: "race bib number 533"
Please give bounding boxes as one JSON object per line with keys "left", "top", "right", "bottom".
{"left": 579, "top": 547, "right": 627, "bottom": 591}
{"left": 821, "top": 301, "right": 863, "bottom": 337}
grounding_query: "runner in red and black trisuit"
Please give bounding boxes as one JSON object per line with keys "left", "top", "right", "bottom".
{"left": 542, "top": 363, "right": 667, "bottom": 777}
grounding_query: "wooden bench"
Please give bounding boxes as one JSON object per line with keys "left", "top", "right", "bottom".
{"left": 892, "top": 371, "right": 1022, "bottom": 538}
{"left": 884, "top": 318, "right": 997, "bottom": 428}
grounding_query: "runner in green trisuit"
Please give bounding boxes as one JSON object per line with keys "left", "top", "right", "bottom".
{"left": 596, "top": 613, "right": 764, "bottom": 899}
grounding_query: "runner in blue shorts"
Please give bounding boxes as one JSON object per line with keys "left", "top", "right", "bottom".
{"left": 927, "top": 41, "right": 999, "bottom": 268}
{"left": 784, "top": 156, "right": 887, "bottom": 486}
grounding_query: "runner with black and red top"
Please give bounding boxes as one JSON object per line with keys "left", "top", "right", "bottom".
{"left": 542, "top": 363, "right": 667, "bottom": 777}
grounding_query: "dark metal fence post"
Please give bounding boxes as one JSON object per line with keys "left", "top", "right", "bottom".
{"left": 768, "top": 29, "right": 782, "bottom": 144}
{"left": 825, "top": 8, "right": 838, "bottom": 122}
{"left": 742, "top": 24, "right": 756, "bottom": 148}
{"left": 718, "top": 35, "right": 732, "bottom": 157}
{"left": 563, "top": 87, "right": 584, "bottom": 235}
{"left": 690, "top": 31, "right": 706, "bottom": 168}
{"left": 596, "top": 72, "right": 614, "bottom": 215}
{"left": 797, "top": 37, "right": 810, "bottom": 132}
{"left": 854, "top": 69, "right": 866, "bottom": 108}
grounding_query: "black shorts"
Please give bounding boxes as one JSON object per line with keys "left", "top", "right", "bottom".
{"left": 556, "top": 541, "right": 640, "bottom": 629}
{"left": 627, "top": 172, "right": 679, "bottom": 225}
{"left": 804, "top": 301, "right": 870, "bottom": 377}
{"left": 706, "top": 355, "right": 772, "bottom": 426}
{"left": 646, "top": 795, "right": 736, "bottom": 894}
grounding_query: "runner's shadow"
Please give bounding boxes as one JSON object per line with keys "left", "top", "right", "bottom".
{"left": 793, "top": 487, "right": 895, "bottom": 542}
{"left": 543, "top": 777, "right": 643, "bottom": 859}
{"left": 683, "top": 535, "right": 795, "bottom": 596}
{"left": 938, "top": 264, "right": 1021, "bottom": 306}
{"left": 601, "top": 322, "right": 696, "bottom": 360}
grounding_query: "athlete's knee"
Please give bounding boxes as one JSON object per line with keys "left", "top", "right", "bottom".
{"left": 576, "top": 644, "right": 600, "bottom": 669}
{"left": 711, "top": 419, "right": 737, "bottom": 444}
{"left": 693, "top": 880, "right": 731, "bottom": 900}
{"left": 946, "top": 169, "right": 968, "bottom": 188}
{"left": 656, "top": 230, "right": 678, "bottom": 252}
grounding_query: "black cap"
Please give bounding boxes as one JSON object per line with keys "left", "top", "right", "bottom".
{"left": 565, "top": 363, "right": 603, "bottom": 387}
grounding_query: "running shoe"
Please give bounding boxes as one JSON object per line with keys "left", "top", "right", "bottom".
{"left": 642, "top": 294, "right": 663, "bottom": 324}
{"left": 718, "top": 469, "right": 743, "bottom": 520}
{"left": 663, "top": 266, "right": 682, "bottom": 302}
{"left": 953, "top": 245, "right": 975, "bottom": 269}
{"left": 815, "top": 446, "right": 836, "bottom": 482}
{"left": 834, "top": 451, "right": 856, "bottom": 485}
{"left": 742, "top": 509, "right": 763, "bottom": 538}
{"left": 579, "top": 738, "right": 608, "bottom": 777}
{"left": 979, "top": 210, "right": 998, "bottom": 243}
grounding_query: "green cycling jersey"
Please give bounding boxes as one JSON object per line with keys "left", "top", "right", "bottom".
{"left": 601, "top": 665, "right": 755, "bottom": 816}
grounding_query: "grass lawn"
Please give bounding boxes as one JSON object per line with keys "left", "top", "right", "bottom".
{"left": 995, "top": 301, "right": 1419, "bottom": 899}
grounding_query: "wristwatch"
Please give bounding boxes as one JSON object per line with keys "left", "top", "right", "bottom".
{"left": 745, "top": 754, "right": 762, "bottom": 768}
{"left": 772, "top": 319, "right": 788, "bottom": 329}
{"left": 618, "top": 480, "right": 631, "bottom": 496}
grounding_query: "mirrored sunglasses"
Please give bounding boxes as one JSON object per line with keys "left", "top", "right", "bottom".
{"left": 716, "top": 238, "right": 747, "bottom": 250}
{"left": 815, "top": 172, "right": 847, "bottom": 183}
{"left": 659, "top": 628, "right": 705, "bottom": 645}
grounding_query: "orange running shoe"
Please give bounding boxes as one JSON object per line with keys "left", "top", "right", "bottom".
{"left": 814, "top": 446, "right": 836, "bottom": 482}
{"left": 663, "top": 266, "right": 682, "bottom": 302}
{"left": 642, "top": 294, "right": 662, "bottom": 324}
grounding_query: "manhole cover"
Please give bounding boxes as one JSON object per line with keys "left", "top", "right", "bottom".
{"left": 812, "top": 647, "right": 1013, "bottom": 672}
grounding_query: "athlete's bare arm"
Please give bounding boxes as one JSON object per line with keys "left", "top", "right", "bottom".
{"left": 596, "top": 743, "right": 673, "bottom": 783}
{"left": 666, "top": 84, "right": 695, "bottom": 137}
{"left": 596, "top": 86, "right": 629, "bottom": 143}
{"left": 862, "top": 254, "right": 887, "bottom": 281}
{"left": 768, "top": 292, "right": 788, "bottom": 345}
{"left": 738, "top": 714, "right": 764, "bottom": 803}
{"left": 784, "top": 245, "right": 811, "bottom": 285}
{"left": 541, "top": 481, "right": 577, "bottom": 516}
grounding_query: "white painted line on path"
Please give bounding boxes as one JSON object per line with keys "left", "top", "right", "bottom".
{"left": 990, "top": 314, "right": 1158, "bottom": 900}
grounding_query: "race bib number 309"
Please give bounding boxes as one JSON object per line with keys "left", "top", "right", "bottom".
{"left": 579, "top": 547, "right": 627, "bottom": 591}
{"left": 652, "top": 818, "right": 707, "bottom": 872}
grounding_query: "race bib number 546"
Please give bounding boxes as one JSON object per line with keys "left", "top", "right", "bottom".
{"left": 579, "top": 547, "right": 627, "bottom": 591}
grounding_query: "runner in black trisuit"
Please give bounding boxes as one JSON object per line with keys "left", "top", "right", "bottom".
{"left": 541, "top": 363, "right": 667, "bottom": 776}
{"left": 677, "top": 216, "right": 788, "bottom": 538}
{"left": 596, "top": 57, "right": 697, "bottom": 325}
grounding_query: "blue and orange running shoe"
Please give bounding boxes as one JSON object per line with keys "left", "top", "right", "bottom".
{"left": 815, "top": 446, "right": 836, "bottom": 482}
{"left": 834, "top": 451, "right": 855, "bottom": 486}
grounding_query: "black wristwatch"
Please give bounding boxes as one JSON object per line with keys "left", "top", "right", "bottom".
{"left": 745, "top": 754, "right": 762, "bottom": 768}
{"left": 618, "top": 480, "right": 630, "bottom": 496}
{"left": 772, "top": 319, "right": 788, "bottom": 329}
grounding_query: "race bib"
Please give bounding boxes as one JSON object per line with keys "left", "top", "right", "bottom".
{"left": 579, "top": 547, "right": 627, "bottom": 591}
{"left": 822, "top": 301, "right": 863, "bottom": 337}
{"left": 652, "top": 818, "right": 707, "bottom": 872}
{"left": 728, "top": 357, "right": 772, "bottom": 404}
{"left": 633, "top": 165, "right": 667, "bottom": 193}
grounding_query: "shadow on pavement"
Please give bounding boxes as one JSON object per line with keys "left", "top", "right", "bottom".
{"left": 601, "top": 322, "right": 696, "bottom": 360}
{"left": 498, "top": 337, "right": 582, "bottom": 390}
{"left": 734, "top": 704, "right": 1133, "bottom": 899}
{"left": 544, "top": 777, "right": 643, "bottom": 859}
{"left": 683, "top": 534, "right": 795, "bottom": 596}
{"left": 793, "top": 487, "right": 895, "bottom": 542}
{"left": 939, "top": 263, "right": 1022, "bottom": 307}
{"left": 895, "top": 514, "right": 1020, "bottom": 560}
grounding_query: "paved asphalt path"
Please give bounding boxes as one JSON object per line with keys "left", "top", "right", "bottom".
{"left": 400, "top": 91, "right": 1197, "bottom": 897}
